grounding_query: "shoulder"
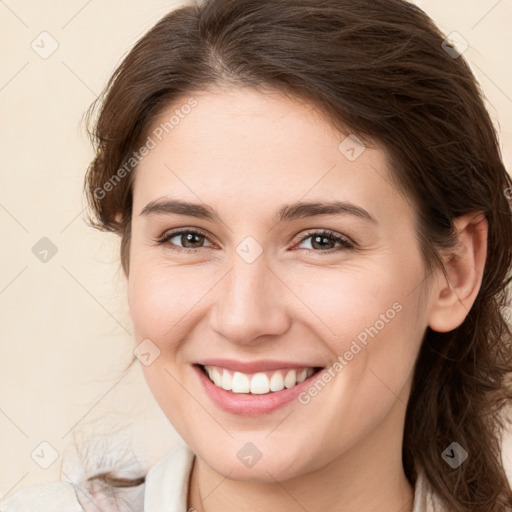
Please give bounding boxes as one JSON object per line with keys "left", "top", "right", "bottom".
{"left": 0, "top": 479, "right": 147, "bottom": 512}
{"left": 412, "top": 468, "right": 449, "bottom": 512}
{"left": 1, "top": 442, "right": 193, "bottom": 512}
{"left": 0, "top": 481, "right": 85, "bottom": 512}
{"left": 1, "top": 474, "right": 146, "bottom": 512}
{"left": 145, "top": 441, "right": 194, "bottom": 484}
{"left": 143, "top": 441, "right": 195, "bottom": 510}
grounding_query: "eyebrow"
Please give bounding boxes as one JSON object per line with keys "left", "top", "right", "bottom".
{"left": 140, "top": 198, "right": 377, "bottom": 224}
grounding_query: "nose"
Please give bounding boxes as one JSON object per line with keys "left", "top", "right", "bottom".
{"left": 209, "top": 251, "right": 291, "bottom": 346}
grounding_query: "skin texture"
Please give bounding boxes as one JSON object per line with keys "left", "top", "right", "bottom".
{"left": 125, "top": 86, "right": 487, "bottom": 512}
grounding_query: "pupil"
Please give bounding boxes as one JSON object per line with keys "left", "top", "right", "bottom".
{"left": 312, "top": 235, "right": 333, "bottom": 250}
{"left": 183, "top": 233, "right": 203, "bottom": 248}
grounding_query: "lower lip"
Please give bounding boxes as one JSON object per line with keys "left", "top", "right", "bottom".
{"left": 193, "top": 364, "right": 322, "bottom": 416}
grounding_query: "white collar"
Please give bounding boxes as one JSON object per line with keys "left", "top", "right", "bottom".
{"left": 144, "top": 442, "right": 195, "bottom": 511}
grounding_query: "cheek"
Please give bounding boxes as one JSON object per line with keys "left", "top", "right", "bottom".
{"left": 127, "top": 262, "right": 184, "bottom": 349}
{"left": 284, "top": 262, "right": 410, "bottom": 346}
{"left": 127, "top": 264, "right": 197, "bottom": 417}
{"left": 287, "top": 256, "right": 425, "bottom": 390}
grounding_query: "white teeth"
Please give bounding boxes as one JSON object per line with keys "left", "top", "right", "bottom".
{"left": 232, "top": 371, "right": 250, "bottom": 393}
{"left": 296, "top": 368, "right": 308, "bottom": 383}
{"left": 284, "top": 369, "right": 297, "bottom": 388}
{"left": 211, "top": 367, "right": 222, "bottom": 387}
{"left": 221, "top": 369, "right": 232, "bottom": 391}
{"left": 269, "top": 371, "right": 285, "bottom": 392}
{"left": 204, "top": 365, "right": 317, "bottom": 395}
{"left": 250, "top": 373, "right": 270, "bottom": 394}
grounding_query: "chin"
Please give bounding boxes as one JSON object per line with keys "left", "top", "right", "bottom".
{"left": 190, "top": 436, "right": 313, "bottom": 482}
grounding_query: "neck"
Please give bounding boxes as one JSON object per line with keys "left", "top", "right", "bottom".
{"left": 187, "top": 399, "right": 414, "bottom": 512}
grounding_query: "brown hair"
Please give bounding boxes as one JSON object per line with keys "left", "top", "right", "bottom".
{"left": 83, "top": 0, "right": 512, "bottom": 509}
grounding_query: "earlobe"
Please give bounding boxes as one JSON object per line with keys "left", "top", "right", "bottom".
{"left": 427, "top": 212, "right": 488, "bottom": 333}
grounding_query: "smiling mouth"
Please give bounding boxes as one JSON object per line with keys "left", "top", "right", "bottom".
{"left": 197, "top": 364, "right": 323, "bottom": 395}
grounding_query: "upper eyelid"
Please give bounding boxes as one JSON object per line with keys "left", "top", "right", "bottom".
{"left": 164, "top": 227, "right": 213, "bottom": 240}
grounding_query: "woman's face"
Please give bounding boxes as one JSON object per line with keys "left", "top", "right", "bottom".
{"left": 127, "top": 86, "right": 432, "bottom": 480}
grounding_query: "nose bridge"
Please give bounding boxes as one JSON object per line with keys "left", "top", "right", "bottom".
{"left": 210, "top": 248, "right": 289, "bottom": 344}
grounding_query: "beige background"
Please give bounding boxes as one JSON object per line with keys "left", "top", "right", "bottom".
{"left": 1, "top": 0, "right": 511, "bottom": 500}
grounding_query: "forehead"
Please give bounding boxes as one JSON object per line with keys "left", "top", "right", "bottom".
{"left": 133, "top": 87, "right": 411, "bottom": 222}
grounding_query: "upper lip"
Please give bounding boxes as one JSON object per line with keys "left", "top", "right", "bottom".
{"left": 195, "top": 358, "right": 322, "bottom": 374}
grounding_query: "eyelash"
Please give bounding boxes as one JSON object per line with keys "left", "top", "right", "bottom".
{"left": 155, "top": 228, "right": 355, "bottom": 255}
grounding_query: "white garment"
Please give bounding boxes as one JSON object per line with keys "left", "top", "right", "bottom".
{"left": 1, "top": 441, "right": 443, "bottom": 511}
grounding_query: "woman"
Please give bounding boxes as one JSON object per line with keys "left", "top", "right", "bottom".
{"left": 3, "top": 0, "right": 512, "bottom": 510}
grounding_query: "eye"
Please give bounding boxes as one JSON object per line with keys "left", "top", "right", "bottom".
{"left": 156, "top": 228, "right": 214, "bottom": 253}
{"left": 295, "top": 229, "right": 355, "bottom": 254}
{"left": 155, "top": 227, "right": 355, "bottom": 255}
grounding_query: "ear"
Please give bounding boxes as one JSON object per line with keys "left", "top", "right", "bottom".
{"left": 427, "top": 212, "right": 488, "bottom": 333}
